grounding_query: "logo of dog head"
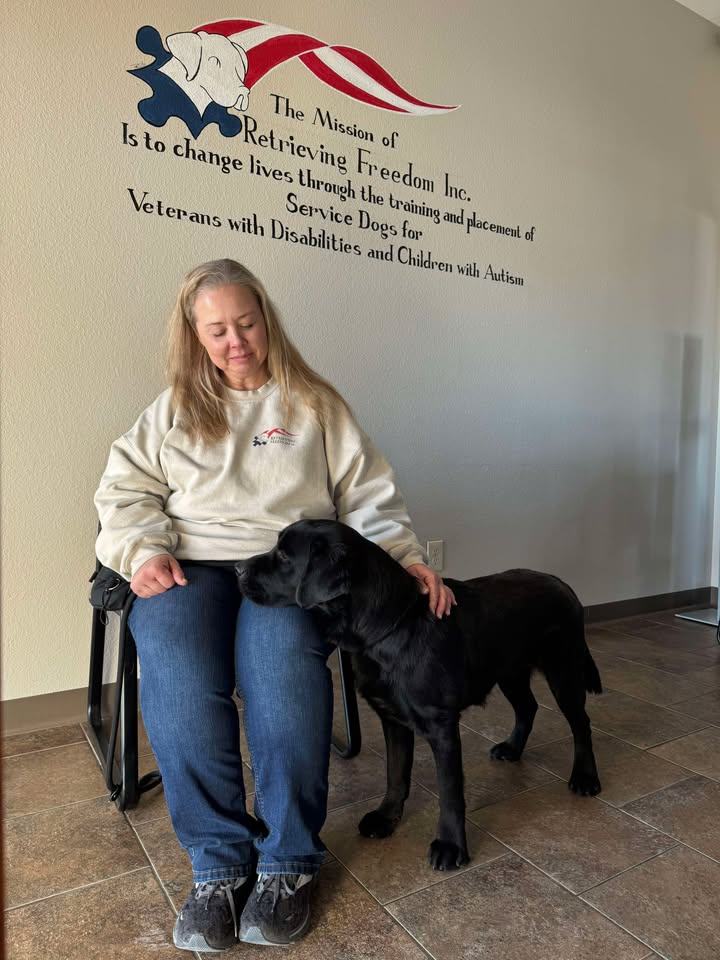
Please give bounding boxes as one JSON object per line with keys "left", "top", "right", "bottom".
{"left": 130, "top": 19, "right": 458, "bottom": 138}
{"left": 164, "top": 31, "right": 249, "bottom": 114}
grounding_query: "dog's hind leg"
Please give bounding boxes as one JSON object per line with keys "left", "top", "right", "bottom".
{"left": 426, "top": 722, "right": 469, "bottom": 870}
{"left": 489, "top": 673, "right": 538, "bottom": 761}
{"left": 358, "top": 717, "right": 414, "bottom": 839}
{"left": 544, "top": 667, "right": 601, "bottom": 796}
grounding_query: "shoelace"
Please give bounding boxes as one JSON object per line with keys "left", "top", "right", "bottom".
{"left": 255, "top": 873, "right": 308, "bottom": 912}
{"left": 193, "top": 879, "right": 245, "bottom": 937}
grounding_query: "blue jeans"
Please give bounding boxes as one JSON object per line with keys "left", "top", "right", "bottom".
{"left": 128, "top": 564, "right": 333, "bottom": 882}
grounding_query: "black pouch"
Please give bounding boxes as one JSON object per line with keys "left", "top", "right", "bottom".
{"left": 89, "top": 565, "right": 133, "bottom": 612}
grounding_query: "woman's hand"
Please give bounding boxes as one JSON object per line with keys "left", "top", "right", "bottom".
{"left": 130, "top": 554, "right": 188, "bottom": 599}
{"left": 406, "top": 562, "right": 457, "bottom": 618}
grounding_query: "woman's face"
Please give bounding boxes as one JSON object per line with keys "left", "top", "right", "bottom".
{"left": 193, "top": 283, "right": 270, "bottom": 391}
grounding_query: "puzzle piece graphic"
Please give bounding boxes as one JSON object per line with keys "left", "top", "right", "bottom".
{"left": 129, "top": 26, "right": 243, "bottom": 138}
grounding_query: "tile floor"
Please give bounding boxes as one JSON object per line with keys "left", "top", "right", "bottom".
{"left": 4, "top": 608, "right": 720, "bottom": 959}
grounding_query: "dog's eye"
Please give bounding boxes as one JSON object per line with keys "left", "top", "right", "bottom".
{"left": 276, "top": 549, "right": 287, "bottom": 562}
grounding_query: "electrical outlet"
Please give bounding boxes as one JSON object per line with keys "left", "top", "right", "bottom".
{"left": 426, "top": 540, "right": 444, "bottom": 572}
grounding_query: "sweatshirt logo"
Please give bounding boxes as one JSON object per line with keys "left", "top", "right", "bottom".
{"left": 253, "top": 427, "right": 298, "bottom": 447}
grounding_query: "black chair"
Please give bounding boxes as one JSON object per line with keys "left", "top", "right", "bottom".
{"left": 87, "top": 558, "right": 362, "bottom": 812}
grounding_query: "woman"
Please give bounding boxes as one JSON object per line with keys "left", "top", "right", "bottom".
{"left": 95, "top": 259, "right": 455, "bottom": 952}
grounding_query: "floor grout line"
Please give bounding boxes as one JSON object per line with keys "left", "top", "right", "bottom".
{"left": 374, "top": 898, "right": 438, "bottom": 960}
{"left": 4, "top": 791, "right": 111, "bottom": 822}
{"left": 124, "top": 810, "right": 171, "bottom": 827}
{"left": 327, "top": 791, "right": 386, "bottom": 814}
{"left": 587, "top": 682, "right": 713, "bottom": 713}
{"left": 595, "top": 774, "right": 696, "bottom": 812}
{"left": 380, "top": 848, "right": 660, "bottom": 958}
{"left": 597, "top": 631, "right": 717, "bottom": 657}
{"left": 576, "top": 895, "right": 669, "bottom": 960}
{"left": 643, "top": 726, "right": 719, "bottom": 750}
{"left": 662, "top": 701, "right": 720, "bottom": 724}
{"left": 458, "top": 818, "right": 676, "bottom": 900}
{"left": 588, "top": 648, "right": 719, "bottom": 683}
{"left": 588, "top": 718, "right": 711, "bottom": 752}
{"left": 379, "top": 850, "right": 513, "bottom": 907}
{"left": 585, "top": 642, "right": 716, "bottom": 677}
{"left": 3, "top": 736, "right": 95, "bottom": 757}
{"left": 607, "top": 799, "right": 720, "bottom": 866}
{"left": 4, "top": 866, "right": 152, "bottom": 912}
{"left": 127, "top": 818, "right": 183, "bottom": 917}
{"left": 503, "top": 849, "right": 671, "bottom": 957}
{"left": 379, "top": 854, "right": 515, "bottom": 908}
{"left": 575, "top": 843, "right": 679, "bottom": 896}
{"left": 1, "top": 738, "right": 88, "bottom": 760}
{"left": 669, "top": 837, "right": 720, "bottom": 867}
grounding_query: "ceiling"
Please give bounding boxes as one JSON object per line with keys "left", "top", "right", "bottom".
{"left": 673, "top": 0, "right": 720, "bottom": 25}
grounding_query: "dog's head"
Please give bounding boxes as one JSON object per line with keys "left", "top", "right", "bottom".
{"left": 236, "top": 519, "right": 360, "bottom": 610}
{"left": 166, "top": 30, "right": 250, "bottom": 109}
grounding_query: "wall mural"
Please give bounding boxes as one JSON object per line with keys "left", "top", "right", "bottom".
{"left": 125, "top": 18, "right": 536, "bottom": 285}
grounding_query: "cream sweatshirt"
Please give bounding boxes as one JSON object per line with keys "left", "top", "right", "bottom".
{"left": 94, "top": 378, "right": 427, "bottom": 579}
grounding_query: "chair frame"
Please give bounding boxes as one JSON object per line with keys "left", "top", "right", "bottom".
{"left": 87, "top": 572, "right": 362, "bottom": 811}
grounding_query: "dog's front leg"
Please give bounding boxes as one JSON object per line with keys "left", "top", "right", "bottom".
{"left": 426, "top": 724, "right": 469, "bottom": 869}
{"left": 358, "top": 717, "right": 414, "bottom": 839}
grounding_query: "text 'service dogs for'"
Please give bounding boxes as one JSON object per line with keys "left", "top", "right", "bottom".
{"left": 235, "top": 520, "right": 602, "bottom": 870}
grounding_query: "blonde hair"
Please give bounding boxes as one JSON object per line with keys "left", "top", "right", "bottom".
{"left": 166, "top": 259, "right": 348, "bottom": 444}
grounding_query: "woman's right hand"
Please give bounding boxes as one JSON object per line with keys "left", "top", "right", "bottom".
{"left": 130, "top": 554, "right": 188, "bottom": 598}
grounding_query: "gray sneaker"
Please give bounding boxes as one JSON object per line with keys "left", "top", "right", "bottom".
{"left": 239, "top": 873, "right": 316, "bottom": 946}
{"left": 173, "top": 877, "right": 251, "bottom": 952}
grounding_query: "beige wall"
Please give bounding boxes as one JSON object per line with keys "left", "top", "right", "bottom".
{"left": 3, "top": 0, "right": 720, "bottom": 701}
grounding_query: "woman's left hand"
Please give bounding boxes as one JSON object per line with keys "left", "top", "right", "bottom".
{"left": 406, "top": 563, "right": 457, "bottom": 618}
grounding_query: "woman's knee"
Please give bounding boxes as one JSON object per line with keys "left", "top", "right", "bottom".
{"left": 235, "top": 601, "right": 332, "bottom": 681}
{"left": 236, "top": 602, "right": 333, "bottom": 733}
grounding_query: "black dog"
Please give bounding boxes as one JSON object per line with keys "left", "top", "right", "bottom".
{"left": 236, "top": 519, "right": 602, "bottom": 870}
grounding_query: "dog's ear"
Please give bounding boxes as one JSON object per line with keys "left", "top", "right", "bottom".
{"left": 231, "top": 40, "right": 249, "bottom": 79}
{"left": 167, "top": 31, "right": 203, "bottom": 81}
{"left": 295, "top": 541, "right": 350, "bottom": 608}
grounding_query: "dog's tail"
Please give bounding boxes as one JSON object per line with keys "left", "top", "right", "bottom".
{"left": 584, "top": 644, "right": 603, "bottom": 694}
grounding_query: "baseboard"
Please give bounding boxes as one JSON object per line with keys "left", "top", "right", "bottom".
{"left": 584, "top": 586, "right": 712, "bottom": 624}
{"left": 2, "top": 684, "right": 115, "bottom": 736}
{"left": 2, "top": 585, "right": 714, "bottom": 733}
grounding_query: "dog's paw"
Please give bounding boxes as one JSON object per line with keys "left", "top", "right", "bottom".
{"left": 568, "top": 770, "right": 602, "bottom": 796}
{"left": 428, "top": 839, "right": 469, "bottom": 870}
{"left": 490, "top": 741, "right": 522, "bottom": 762}
{"left": 358, "top": 809, "right": 398, "bottom": 839}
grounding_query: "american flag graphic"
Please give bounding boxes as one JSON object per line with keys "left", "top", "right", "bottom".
{"left": 193, "top": 19, "right": 458, "bottom": 115}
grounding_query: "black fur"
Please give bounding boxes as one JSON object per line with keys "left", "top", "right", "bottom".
{"left": 236, "top": 519, "right": 602, "bottom": 870}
